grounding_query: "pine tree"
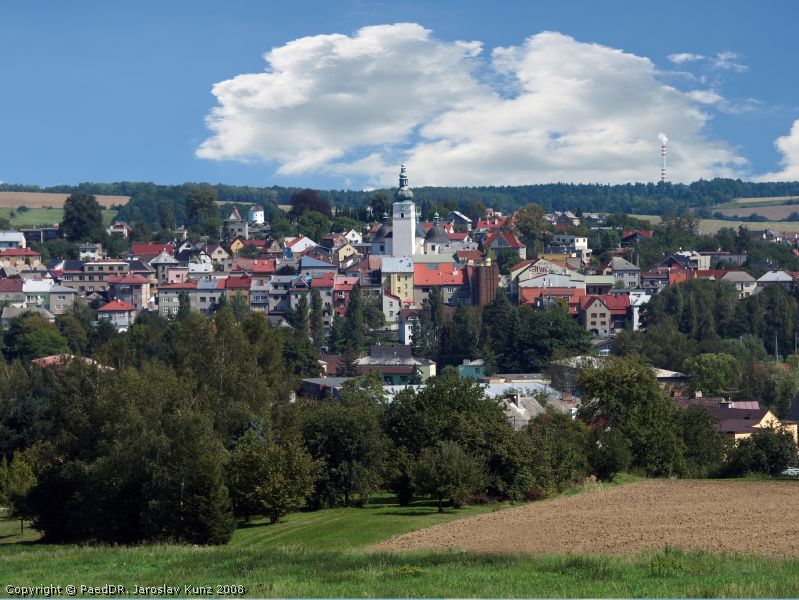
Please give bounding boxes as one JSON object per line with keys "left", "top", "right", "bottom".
{"left": 337, "top": 344, "right": 358, "bottom": 376}
{"left": 296, "top": 295, "right": 310, "bottom": 337}
{"left": 343, "top": 285, "right": 366, "bottom": 353}
{"left": 310, "top": 288, "right": 325, "bottom": 352}
{"left": 176, "top": 291, "right": 191, "bottom": 320}
{"left": 328, "top": 313, "right": 347, "bottom": 352}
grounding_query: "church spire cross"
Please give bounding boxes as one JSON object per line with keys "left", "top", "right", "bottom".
{"left": 396, "top": 164, "right": 413, "bottom": 200}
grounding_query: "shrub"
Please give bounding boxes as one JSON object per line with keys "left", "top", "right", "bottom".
{"left": 723, "top": 428, "right": 797, "bottom": 477}
{"left": 469, "top": 493, "right": 495, "bottom": 505}
{"left": 524, "top": 489, "right": 547, "bottom": 502}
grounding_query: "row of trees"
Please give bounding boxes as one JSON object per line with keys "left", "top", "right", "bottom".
{"left": 10, "top": 178, "right": 799, "bottom": 228}
{"left": 2, "top": 320, "right": 796, "bottom": 545}
{"left": 412, "top": 291, "right": 592, "bottom": 373}
{"left": 612, "top": 279, "right": 799, "bottom": 417}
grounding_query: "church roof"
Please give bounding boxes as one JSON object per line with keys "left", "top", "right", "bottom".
{"left": 395, "top": 164, "right": 414, "bottom": 200}
{"left": 425, "top": 225, "right": 449, "bottom": 245}
{"left": 371, "top": 224, "right": 392, "bottom": 243}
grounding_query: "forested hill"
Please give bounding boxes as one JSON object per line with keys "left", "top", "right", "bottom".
{"left": 3, "top": 178, "right": 799, "bottom": 226}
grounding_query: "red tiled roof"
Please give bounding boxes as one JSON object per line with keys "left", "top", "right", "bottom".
{"left": 31, "top": 354, "right": 113, "bottom": 370}
{"left": 311, "top": 272, "right": 336, "bottom": 288}
{"left": 225, "top": 276, "right": 252, "bottom": 289}
{"left": 694, "top": 269, "right": 731, "bottom": 280}
{"left": 447, "top": 232, "right": 469, "bottom": 241}
{"left": 230, "top": 258, "right": 277, "bottom": 274}
{"left": 243, "top": 239, "right": 267, "bottom": 248}
{"left": 484, "top": 231, "right": 525, "bottom": 250}
{"left": 579, "top": 294, "right": 630, "bottom": 315}
{"left": 510, "top": 259, "right": 535, "bottom": 273}
{"left": 98, "top": 299, "right": 136, "bottom": 312}
{"left": 399, "top": 308, "right": 421, "bottom": 319}
{"left": 319, "top": 354, "right": 341, "bottom": 376}
{"left": 285, "top": 236, "right": 312, "bottom": 249}
{"left": 333, "top": 275, "right": 359, "bottom": 292}
{"left": 413, "top": 263, "right": 466, "bottom": 286}
{"left": 520, "top": 287, "right": 584, "bottom": 313}
{"left": 476, "top": 216, "right": 508, "bottom": 230}
{"left": 455, "top": 250, "right": 484, "bottom": 262}
{"left": 159, "top": 281, "right": 198, "bottom": 290}
{"left": 0, "top": 248, "right": 40, "bottom": 257}
{"left": 132, "top": 243, "right": 172, "bottom": 256}
{"left": 622, "top": 230, "right": 654, "bottom": 239}
{"left": 0, "top": 278, "right": 24, "bottom": 292}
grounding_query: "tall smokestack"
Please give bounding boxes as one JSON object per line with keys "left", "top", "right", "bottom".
{"left": 658, "top": 133, "right": 668, "bottom": 182}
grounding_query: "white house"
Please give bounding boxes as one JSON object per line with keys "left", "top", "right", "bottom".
{"left": 97, "top": 299, "right": 136, "bottom": 332}
{"left": 398, "top": 308, "right": 421, "bottom": 345}
{"left": 342, "top": 229, "right": 363, "bottom": 245}
{"left": 757, "top": 270, "right": 793, "bottom": 290}
{"left": 247, "top": 205, "right": 265, "bottom": 226}
{"left": 0, "top": 231, "right": 26, "bottom": 249}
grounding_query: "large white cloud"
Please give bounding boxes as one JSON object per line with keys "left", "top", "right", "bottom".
{"left": 197, "top": 24, "right": 748, "bottom": 186}
{"left": 758, "top": 120, "right": 799, "bottom": 182}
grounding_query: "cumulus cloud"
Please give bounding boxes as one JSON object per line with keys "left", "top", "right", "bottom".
{"left": 198, "top": 25, "right": 748, "bottom": 185}
{"left": 758, "top": 120, "right": 799, "bottom": 181}
{"left": 667, "top": 52, "right": 705, "bottom": 64}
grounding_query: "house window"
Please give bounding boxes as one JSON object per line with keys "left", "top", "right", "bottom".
{"left": 446, "top": 288, "right": 454, "bottom": 294}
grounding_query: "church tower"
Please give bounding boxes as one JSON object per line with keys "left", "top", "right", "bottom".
{"left": 391, "top": 165, "right": 416, "bottom": 258}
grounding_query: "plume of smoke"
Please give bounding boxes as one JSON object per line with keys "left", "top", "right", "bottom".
{"left": 658, "top": 132, "right": 669, "bottom": 145}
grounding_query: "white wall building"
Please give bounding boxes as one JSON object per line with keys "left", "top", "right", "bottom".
{"left": 247, "top": 205, "right": 265, "bottom": 226}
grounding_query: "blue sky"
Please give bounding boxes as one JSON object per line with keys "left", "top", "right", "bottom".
{"left": 1, "top": 0, "right": 798, "bottom": 189}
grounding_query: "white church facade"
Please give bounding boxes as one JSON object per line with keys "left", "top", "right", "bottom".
{"left": 375, "top": 165, "right": 472, "bottom": 260}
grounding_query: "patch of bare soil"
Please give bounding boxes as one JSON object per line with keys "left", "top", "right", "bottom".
{"left": 374, "top": 480, "right": 799, "bottom": 556}
{"left": 0, "top": 192, "right": 127, "bottom": 208}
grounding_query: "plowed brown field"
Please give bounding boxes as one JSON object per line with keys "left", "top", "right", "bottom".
{"left": 375, "top": 480, "right": 799, "bottom": 556}
{"left": 0, "top": 191, "right": 127, "bottom": 208}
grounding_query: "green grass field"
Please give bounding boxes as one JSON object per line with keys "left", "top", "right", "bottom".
{"left": 3, "top": 479, "right": 799, "bottom": 598}
{"left": 630, "top": 213, "right": 799, "bottom": 235}
{"left": 717, "top": 196, "right": 799, "bottom": 209}
{"left": 0, "top": 207, "right": 117, "bottom": 228}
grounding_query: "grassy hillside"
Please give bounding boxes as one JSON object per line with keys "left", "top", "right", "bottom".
{"left": 630, "top": 214, "right": 799, "bottom": 235}
{"left": 3, "top": 480, "right": 799, "bottom": 597}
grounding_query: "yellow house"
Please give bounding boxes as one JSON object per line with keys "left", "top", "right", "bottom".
{"left": 728, "top": 410, "right": 798, "bottom": 444}
{"left": 381, "top": 256, "right": 414, "bottom": 306}
{"left": 675, "top": 396, "right": 798, "bottom": 444}
{"left": 0, "top": 248, "right": 42, "bottom": 269}
{"left": 229, "top": 238, "right": 245, "bottom": 255}
{"left": 333, "top": 243, "right": 360, "bottom": 267}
